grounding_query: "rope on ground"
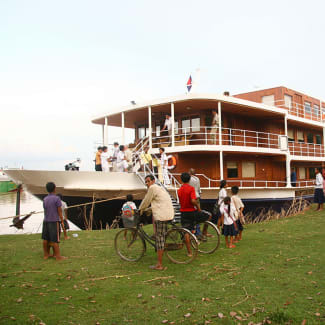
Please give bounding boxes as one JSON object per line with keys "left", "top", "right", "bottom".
{"left": 1, "top": 192, "right": 144, "bottom": 221}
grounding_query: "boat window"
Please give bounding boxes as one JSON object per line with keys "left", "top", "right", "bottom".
{"left": 242, "top": 162, "right": 255, "bottom": 178}
{"left": 284, "top": 94, "right": 292, "bottom": 108}
{"left": 226, "top": 161, "right": 238, "bottom": 178}
{"left": 306, "top": 133, "right": 314, "bottom": 144}
{"left": 182, "top": 119, "right": 191, "bottom": 133}
{"left": 156, "top": 125, "right": 160, "bottom": 137}
{"left": 309, "top": 167, "right": 316, "bottom": 179}
{"left": 191, "top": 117, "right": 201, "bottom": 132}
{"left": 297, "top": 131, "right": 304, "bottom": 143}
{"left": 262, "top": 95, "right": 274, "bottom": 106}
{"left": 315, "top": 135, "right": 322, "bottom": 144}
{"left": 298, "top": 167, "right": 306, "bottom": 179}
{"left": 287, "top": 129, "right": 294, "bottom": 141}
{"left": 313, "top": 104, "right": 319, "bottom": 116}
{"left": 304, "top": 102, "right": 311, "bottom": 114}
{"left": 138, "top": 127, "right": 146, "bottom": 139}
{"left": 175, "top": 121, "right": 179, "bottom": 134}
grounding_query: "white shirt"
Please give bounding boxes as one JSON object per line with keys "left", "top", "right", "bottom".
{"left": 212, "top": 114, "right": 219, "bottom": 126}
{"left": 218, "top": 188, "right": 227, "bottom": 205}
{"left": 315, "top": 172, "right": 324, "bottom": 189}
{"left": 117, "top": 151, "right": 125, "bottom": 164}
{"left": 219, "top": 202, "right": 236, "bottom": 225}
{"left": 189, "top": 175, "right": 201, "bottom": 198}
{"left": 101, "top": 151, "right": 110, "bottom": 168}
{"left": 231, "top": 195, "right": 244, "bottom": 220}
{"left": 113, "top": 147, "right": 119, "bottom": 158}
{"left": 61, "top": 201, "right": 68, "bottom": 218}
{"left": 160, "top": 153, "right": 168, "bottom": 168}
{"left": 164, "top": 118, "right": 172, "bottom": 131}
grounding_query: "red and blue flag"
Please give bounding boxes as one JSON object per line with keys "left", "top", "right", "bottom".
{"left": 186, "top": 75, "right": 192, "bottom": 92}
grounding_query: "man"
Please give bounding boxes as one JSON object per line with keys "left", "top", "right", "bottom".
{"left": 101, "top": 146, "right": 111, "bottom": 172}
{"left": 178, "top": 172, "right": 210, "bottom": 253}
{"left": 290, "top": 168, "right": 297, "bottom": 187}
{"left": 140, "top": 146, "right": 152, "bottom": 172}
{"left": 95, "top": 147, "right": 103, "bottom": 171}
{"left": 210, "top": 109, "right": 219, "bottom": 144}
{"left": 124, "top": 145, "right": 133, "bottom": 171}
{"left": 112, "top": 142, "right": 119, "bottom": 172}
{"left": 116, "top": 145, "right": 128, "bottom": 172}
{"left": 188, "top": 168, "right": 201, "bottom": 208}
{"left": 161, "top": 114, "right": 173, "bottom": 144}
{"left": 139, "top": 175, "right": 174, "bottom": 270}
{"left": 42, "top": 182, "right": 68, "bottom": 261}
{"left": 188, "top": 168, "right": 202, "bottom": 236}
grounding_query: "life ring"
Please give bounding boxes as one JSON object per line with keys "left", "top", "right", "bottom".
{"left": 167, "top": 155, "right": 177, "bottom": 170}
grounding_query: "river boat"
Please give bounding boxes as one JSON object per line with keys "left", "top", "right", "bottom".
{"left": 5, "top": 86, "right": 325, "bottom": 229}
{"left": 0, "top": 171, "right": 17, "bottom": 193}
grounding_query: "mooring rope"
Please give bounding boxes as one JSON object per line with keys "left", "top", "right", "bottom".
{"left": 1, "top": 192, "right": 144, "bottom": 221}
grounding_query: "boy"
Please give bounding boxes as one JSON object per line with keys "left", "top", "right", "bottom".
{"left": 231, "top": 186, "right": 245, "bottom": 241}
{"left": 42, "top": 182, "right": 67, "bottom": 260}
{"left": 121, "top": 194, "right": 137, "bottom": 229}
{"left": 95, "top": 146, "right": 103, "bottom": 171}
{"left": 57, "top": 194, "right": 70, "bottom": 232}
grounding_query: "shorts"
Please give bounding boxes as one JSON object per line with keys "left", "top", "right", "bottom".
{"left": 181, "top": 210, "right": 209, "bottom": 231}
{"left": 236, "top": 219, "right": 243, "bottom": 232}
{"left": 155, "top": 220, "right": 168, "bottom": 251}
{"left": 314, "top": 188, "right": 325, "bottom": 204}
{"left": 63, "top": 219, "right": 70, "bottom": 230}
{"left": 95, "top": 164, "right": 102, "bottom": 171}
{"left": 42, "top": 221, "right": 61, "bottom": 243}
{"left": 122, "top": 217, "right": 136, "bottom": 228}
{"left": 222, "top": 224, "right": 237, "bottom": 237}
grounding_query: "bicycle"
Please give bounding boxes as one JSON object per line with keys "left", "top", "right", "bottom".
{"left": 114, "top": 212, "right": 199, "bottom": 264}
{"left": 193, "top": 220, "right": 221, "bottom": 254}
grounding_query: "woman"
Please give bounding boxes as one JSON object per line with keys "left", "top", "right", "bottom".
{"left": 159, "top": 147, "right": 170, "bottom": 185}
{"left": 314, "top": 167, "right": 324, "bottom": 211}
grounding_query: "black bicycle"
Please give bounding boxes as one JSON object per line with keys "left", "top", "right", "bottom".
{"left": 114, "top": 213, "right": 199, "bottom": 264}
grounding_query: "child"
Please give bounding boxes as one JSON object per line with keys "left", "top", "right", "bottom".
{"left": 220, "top": 196, "right": 238, "bottom": 248}
{"left": 57, "top": 194, "right": 70, "bottom": 233}
{"left": 42, "top": 182, "right": 67, "bottom": 260}
{"left": 121, "top": 194, "right": 137, "bottom": 229}
{"left": 231, "top": 186, "right": 245, "bottom": 241}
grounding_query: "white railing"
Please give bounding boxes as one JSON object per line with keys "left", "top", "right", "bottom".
{"left": 288, "top": 141, "right": 324, "bottom": 157}
{"left": 272, "top": 99, "right": 324, "bottom": 122}
{"left": 169, "top": 173, "right": 315, "bottom": 189}
{"left": 151, "top": 126, "right": 281, "bottom": 149}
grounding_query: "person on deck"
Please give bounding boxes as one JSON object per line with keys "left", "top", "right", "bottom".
{"left": 291, "top": 168, "right": 297, "bottom": 187}
{"left": 314, "top": 167, "right": 325, "bottom": 211}
{"left": 112, "top": 142, "right": 119, "bottom": 171}
{"left": 95, "top": 146, "right": 103, "bottom": 171}
{"left": 140, "top": 146, "right": 152, "bottom": 172}
{"left": 161, "top": 114, "right": 173, "bottom": 144}
{"left": 210, "top": 109, "right": 219, "bottom": 145}
{"left": 101, "top": 146, "right": 111, "bottom": 172}
{"left": 42, "top": 182, "right": 68, "bottom": 261}
{"left": 116, "top": 145, "right": 128, "bottom": 172}
{"left": 159, "top": 147, "right": 170, "bottom": 185}
{"left": 139, "top": 175, "right": 174, "bottom": 270}
{"left": 124, "top": 145, "right": 133, "bottom": 171}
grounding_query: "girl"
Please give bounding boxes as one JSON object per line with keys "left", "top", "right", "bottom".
{"left": 220, "top": 196, "right": 238, "bottom": 248}
{"left": 213, "top": 180, "right": 227, "bottom": 225}
{"left": 231, "top": 186, "right": 245, "bottom": 241}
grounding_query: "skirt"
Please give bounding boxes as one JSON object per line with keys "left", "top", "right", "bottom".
{"left": 222, "top": 224, "right": 238, "bottom": 237}
{"left": 314, "top": 188, "right": 325, "bottom": 204}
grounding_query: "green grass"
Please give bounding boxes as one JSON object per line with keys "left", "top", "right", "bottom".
{"left": 0, "top": 206, "right": 325, "bottom": 325}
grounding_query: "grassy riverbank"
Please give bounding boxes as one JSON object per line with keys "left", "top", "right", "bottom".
{"left": 0, "top": 207, "right": 324, "bottom": 325}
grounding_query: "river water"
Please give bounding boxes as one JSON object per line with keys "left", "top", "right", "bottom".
{"left": 0, "top": 190, "right": 79, "bottom": 235}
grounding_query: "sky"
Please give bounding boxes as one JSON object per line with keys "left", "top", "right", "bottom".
{"left": 1, "top": 0, "right": 325, "bottom": 171}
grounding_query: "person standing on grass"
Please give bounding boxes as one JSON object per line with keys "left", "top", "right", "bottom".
{"left": 42, "top": 182, "right": 68, "bottom": 261}
{"left": 231, "top": 186, "right": 245, "bottom": 241}
{"left": 314, "top": 167, "right": 324, "bottom": 211}
{"left": 213, "top": 180, "right": 227, "bottom": 226}
{"left": 220, "top": 196, "right": 238, "bottom": 248}
{"left": 139, "top": 174, "right": 174, "bottom": 270}
{"left": 95, "top": 146, "right": 103, "bottom": 171}
{"left": 188, "top": 168, "right": 202, "bottom": 236}
{"left": 57, "top": 194, "right": 70, "bottom": 232}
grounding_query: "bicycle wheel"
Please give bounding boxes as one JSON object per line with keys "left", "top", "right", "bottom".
{"left": 195, "top": 221, "right": 220, "bottom": 254}
{"left": 165, "top": 228, "right": 198, "bottom": 264}
{"left": 114, "top": 228, "right": 146, "bottom": 262}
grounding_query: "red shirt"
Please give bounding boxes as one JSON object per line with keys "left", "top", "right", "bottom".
{"left": 177, "top": 183, "right": 197, "bottom": 212}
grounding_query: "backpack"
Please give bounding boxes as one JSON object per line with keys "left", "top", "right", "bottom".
{"left": 122, "top": 202, "right": 135, "bottom": 220}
